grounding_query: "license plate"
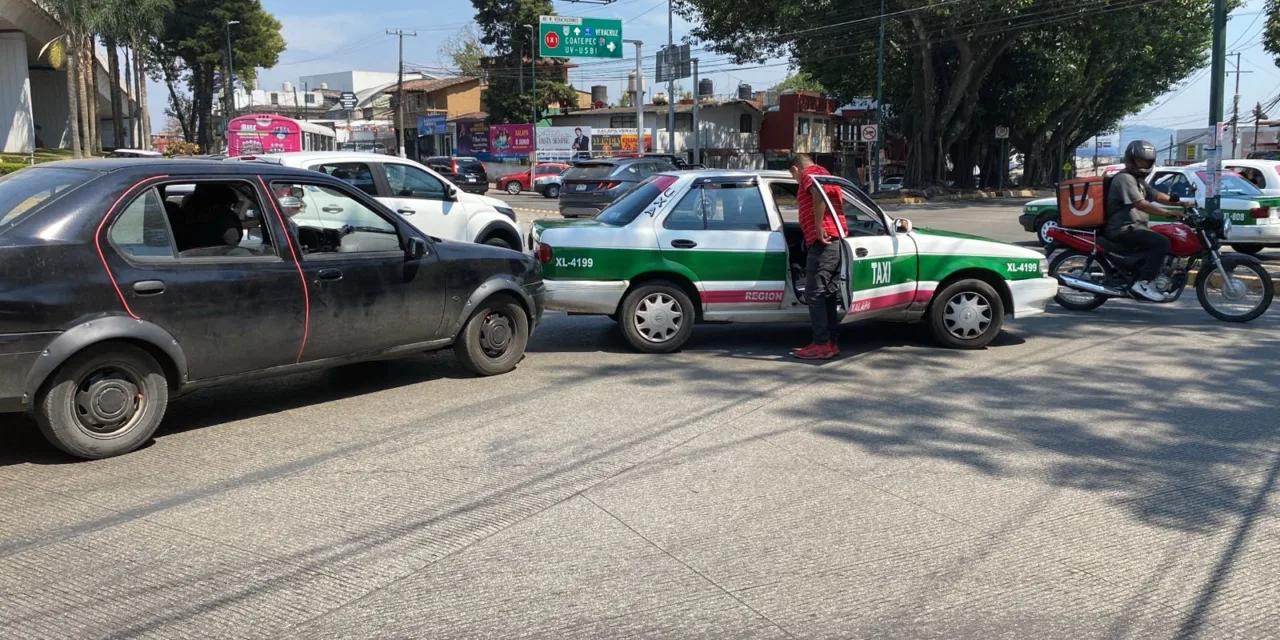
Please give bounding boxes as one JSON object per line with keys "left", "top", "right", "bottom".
{"left": 576, "top": 184, "right": 587, "bottom": 191}
{"left": 466, "top": 176, "right": 477, "bottom": 182}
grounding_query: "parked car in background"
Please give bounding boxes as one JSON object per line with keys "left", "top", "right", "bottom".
{"left": 497, "top": 162, "right": 569, "bottom": 195}
{"left": 1223, "top": 159, "right": 1280, "bottom": 195}
{"left": 106, "top": 149, "right": 162, "bottom": 158}
{"left": 231, "top": 152, "right": 523, "bottom": 250}
{"left": 0, "top": 159, "right": 544, "bottom": 459}
{"left": 535, "top": 167, "right": 570, "bottom": 198}
{"left": 558, "top": 157, "right": 677, "bottom": 218}
{"left": 879, "top": 176, "right": 904, "bottom": 192}
{"left": 424, "top": 156, "right": 489, "bottom": 195}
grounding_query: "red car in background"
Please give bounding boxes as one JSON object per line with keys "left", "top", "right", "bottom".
{"left": 497, "top": 163, "right": 569, "bottom": 195}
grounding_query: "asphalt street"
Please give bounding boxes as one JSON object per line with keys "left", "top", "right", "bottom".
{"left": 2, "top": 200, "right": 1279, "bottom": 638}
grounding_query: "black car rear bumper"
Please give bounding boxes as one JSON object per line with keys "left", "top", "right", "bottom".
{"left": 0, "top": 332, "right": 60, "bottom": 413}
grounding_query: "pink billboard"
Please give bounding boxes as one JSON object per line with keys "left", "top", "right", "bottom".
{"left": 227, "top": 114, "right": 303, "bottom": 156}
{"left": 488, "top": 124, "right": 533, "bottom": 158}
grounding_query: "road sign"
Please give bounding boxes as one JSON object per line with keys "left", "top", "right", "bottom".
{"left": 339, "top": 91, "right": 357, "bottom": 110}
{"left": 539, "top": 15, "right": 623, "bottom": 59}
{"left": 860, "top": 124, "right": 879, "bottom": 143}
{"left": 656, "top": 44, "right": 691, "bottom": 83}
{"left": 995, "top": 125, "right": 1010, "bottom": 139}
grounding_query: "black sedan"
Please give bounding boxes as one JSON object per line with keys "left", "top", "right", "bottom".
{"left": 0, "top": 159, "right": 544, "bottom": 459}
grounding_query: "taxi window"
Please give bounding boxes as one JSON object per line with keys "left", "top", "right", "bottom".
{"left": 664, "top": 183, "right": 770, "bottom": 231}
{"left": 595, "top": 175, "right": 679, "bottom": 226}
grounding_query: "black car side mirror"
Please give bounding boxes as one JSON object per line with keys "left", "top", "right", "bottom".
{"left": 406, "top": 236, "right": 428, "bottom": 259}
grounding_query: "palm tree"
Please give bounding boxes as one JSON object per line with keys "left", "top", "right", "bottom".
{"left": 123, "top": 0, "right": 172, "bottom": 150}
{"left": 38, "top": 0, "right": 93, "bottom": 157}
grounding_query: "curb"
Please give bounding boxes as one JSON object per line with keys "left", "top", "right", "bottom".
{"left": 875, "top": 189, "right": 1053, "bottom": 206}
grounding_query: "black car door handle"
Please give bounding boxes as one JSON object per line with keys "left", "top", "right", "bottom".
{"left": 317, "top": 268, "right": 343, "bottom": 281}
{"left": 397, "top": 207, "right": 416, "bottom": 215}
{"left": 855, "top": 247, "right": 868, "bottom": 258}
{"left": 670, "top": 239, "right": 698, "bottom": 249}
{"left": 321, "top": 205, "right": 344, "bottom": 214}
{"left": 132, "top": 280, "right": 165, "bottom": 295}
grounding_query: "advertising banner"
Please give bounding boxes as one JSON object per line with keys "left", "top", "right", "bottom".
{"left": 457, "top": 121, "right": 489, "bottom": 155}
{"left": 489, "top": 124, "right": 534, "bottom": 158}
{"left": 536, "top": 126, "right": 592, "bottom": 161}
{"left": 416, "top": 114, "right": 447, "bottom": 136}
{"left": 227, "top": 114, "right": 302, "bottom": 155}
{"left": 591, "top": 128, "right": 651, "bottom": 155}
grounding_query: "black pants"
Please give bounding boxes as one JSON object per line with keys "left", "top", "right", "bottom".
{"left": 1109, "top": 226, "right": 1170, "bottom": 281}
{"left": 805, "top": 241, "right": 842, "bottom": 343}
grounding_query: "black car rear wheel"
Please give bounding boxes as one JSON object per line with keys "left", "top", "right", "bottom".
{"left": 35, "top": 343, "right": 169, "bottom": 459}
{"left": 455, "top": 296, "right": 529, "bottom": 376}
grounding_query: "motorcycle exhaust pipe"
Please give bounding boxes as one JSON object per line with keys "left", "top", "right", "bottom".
{"left": 1057, "top": 275, "right": 1125, "bottom": 297}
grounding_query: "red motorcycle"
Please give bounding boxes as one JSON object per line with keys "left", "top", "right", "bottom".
{"left": 1046, "top": 208, "right": 1274, "bottom": 322}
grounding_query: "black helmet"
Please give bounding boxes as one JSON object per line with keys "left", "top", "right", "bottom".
{"left": 1123, "top": 140, "right": 1157, "bottom": 178}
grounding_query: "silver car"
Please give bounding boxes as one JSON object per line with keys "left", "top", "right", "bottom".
{"left": 558, "top": 157, "right": 676, "bottom": 218}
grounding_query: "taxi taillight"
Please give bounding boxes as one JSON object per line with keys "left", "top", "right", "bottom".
{"left": 535, "top": 242, "right": 553, "bottom": 263}
{"left": 1249, "top": 206, "right": 1270, "bottom": 219}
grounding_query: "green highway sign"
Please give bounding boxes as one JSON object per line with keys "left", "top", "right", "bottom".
{"left": 539, "top": 15, "right": 623, "bottom": 59}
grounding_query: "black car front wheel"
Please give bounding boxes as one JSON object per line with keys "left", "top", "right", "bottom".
{"left": 35, "top": 343, "right": 169, "bottom": 459}
{"left": 454, "top": 295, "right": 529, "bottom": 375}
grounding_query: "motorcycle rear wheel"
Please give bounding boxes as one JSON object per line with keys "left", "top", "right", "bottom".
{"left": 1196, "top": 255, "right": 1274, "bottom": 322}
{"left": 1049, "top": 250, "right": 1110, "bottom": 311}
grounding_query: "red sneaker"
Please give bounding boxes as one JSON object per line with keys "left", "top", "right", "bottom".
{"left": 791, "top": 342, "right": 836, "bottom": 360}
{"left": 824, "top": 340, "right": 840, "bottom": 357}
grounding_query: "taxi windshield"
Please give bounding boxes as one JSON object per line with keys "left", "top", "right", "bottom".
{"left": 595, "top": 175, "right": 679, "bottom": 226}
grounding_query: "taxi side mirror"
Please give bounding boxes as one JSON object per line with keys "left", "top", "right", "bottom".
{"left": 894, "top": 218, "right": 914, "bottom": 234}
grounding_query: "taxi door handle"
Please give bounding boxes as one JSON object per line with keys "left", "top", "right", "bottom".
{"left": 855, "top": 247, "right": 868, "bottom": 258}
{"left": 670, "top": 239, "right": 698, "bottom": 249}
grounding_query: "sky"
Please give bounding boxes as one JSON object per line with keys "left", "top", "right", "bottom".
{"left": 146, "top": 0, "right": 1280, "bottom": 138}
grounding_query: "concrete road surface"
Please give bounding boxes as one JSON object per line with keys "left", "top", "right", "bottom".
{"left": 1, "top": 201, "right": 1278, "bottom": 639}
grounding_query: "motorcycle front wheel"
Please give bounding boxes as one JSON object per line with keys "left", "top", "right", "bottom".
{"left": 1196, "top": 255, "right": 1274, "bottom": 322}
{"left": 1049, "top": 250, "right": 1110, "bottom": 311}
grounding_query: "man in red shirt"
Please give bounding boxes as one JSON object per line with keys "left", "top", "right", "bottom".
{"left": 790, "top": 154, "right": 847, "bottom": 360}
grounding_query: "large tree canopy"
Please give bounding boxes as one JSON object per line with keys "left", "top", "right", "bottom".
{"left": 676, "top": 0, "right": 1219, "bottom": 186}
{"left": 471, "top": 0, "right": 579, "bottom": 123}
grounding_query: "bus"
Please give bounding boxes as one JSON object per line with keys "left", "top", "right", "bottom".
{"left": 226, "top": 114, "right": 336, "bottom": 156}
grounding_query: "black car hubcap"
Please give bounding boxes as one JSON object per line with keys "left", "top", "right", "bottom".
{"left": 73, "top": 367, "right": 142, "bottom": 435}
{"left": 479, "top": 312, "right": 514, "bottom": 358}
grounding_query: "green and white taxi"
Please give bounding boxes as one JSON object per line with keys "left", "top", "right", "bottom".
{"left": 531, "top": 170, "right": 1057, "bottom": 353}
{"left": 1021, "top": 164, "right": 1280, "bottom": 254}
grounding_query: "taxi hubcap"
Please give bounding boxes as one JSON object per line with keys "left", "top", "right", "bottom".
{"left": 635, "top": 293, "right": 683, "bottom": 343}
{"left": 943, "top": 291, "right": 992, "bottom": 339}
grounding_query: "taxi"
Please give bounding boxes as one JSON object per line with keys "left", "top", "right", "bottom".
{"left": 1021, "top": 164, "right": 1280, "bottom": 254}
{"left": 532, "top": 170, "right": 1057, "bottom": 353}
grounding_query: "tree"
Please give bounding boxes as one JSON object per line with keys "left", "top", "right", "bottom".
{"left": 471, "top": 0, "right": 580, "bottom": 123}
{"left": 440, "top": 23, "right": 488, "bottom": 78}
{"left": 39, "top": 0, "right": 95, "bottom": 157}
{"left": 770, "top": 70, "right": 824, "bottom": 93}
{"left": 151, "top": 0, "right": 284, "bottom": 149}
{"left": 1266, "top": 0, "right": 1280, "bottom": 66}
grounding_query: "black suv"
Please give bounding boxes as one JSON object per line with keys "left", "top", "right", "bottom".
{"left": 423, "top": 156, "right": 489, "bottom": 195}
{"left": 559, "top": 157, "right": 677, "bottom": 218}
{"left": 0, "top": 160, "right": 544, "bottom": 459}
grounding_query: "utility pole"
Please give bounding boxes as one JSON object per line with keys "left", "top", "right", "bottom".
{"left": 1227, "top": 51, "right": 1252, "bottom": 160}
{"left": 667, "top": 0, "right": 675, "bottom": 155}
{"left": 301, "top": 82, "right": 309, "bottom": 122}
{"left": 626, "top": 39, "right": 644, "bottom": 154}
{"left": 527, "top": 25, "right": 537, "bottom": 180}
{"left": 692, "top": 58, "right": 700, "bottom": 166}
{"left": 1206, "top": 0, "right": 1226, "bottom": 217}
{"left": 1169, "top": 134, "right": 1174, "bottom": 163}
{"left": 224, "top": 20, "right": 240, "bottom": 148}
{"left": 387, "top": 29, "right": 417, "bottom": 159}
{"left": 1254, "top": 102, "right": 1263, "bottom": 154}
{"left": 872, "top": 0, "right": 885, "bottom": 192}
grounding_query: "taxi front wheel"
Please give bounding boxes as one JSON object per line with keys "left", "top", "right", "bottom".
{"left": 927, "top": 279, "right": 1005, "bottom": 350}
{"left": 620, "top": 282, "right": 696, "bottom": 353}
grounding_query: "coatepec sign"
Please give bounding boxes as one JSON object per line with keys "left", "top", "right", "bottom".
{"left": 539, "top": 15, "right": 623, "bottom": 59}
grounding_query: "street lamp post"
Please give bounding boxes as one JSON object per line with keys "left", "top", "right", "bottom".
{"left": 1206, "top": 0, "right": 1227, "bottom": 217}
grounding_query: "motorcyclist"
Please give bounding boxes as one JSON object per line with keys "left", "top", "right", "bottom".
{"left": 1105, "top": 140, "right": 1195, "bottom": 301}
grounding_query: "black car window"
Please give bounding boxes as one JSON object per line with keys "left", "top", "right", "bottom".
{"left": 0, "top": 167, "right": 93, "bottom": 232}
{"left": 273, "top": 180, "right": 400, "bottom": 257}
{"left": 564, "top": 163, "right": 616, "bottom": 180}
{"left": 383, "top": 163, "right": 446, "bottom": 199}
{"left": 596, "top": 175, "right": 679, "bottom": 226}
{"left": 110, "top": 188, "right": 175, "bottom": 259}
{"left": 158, "top": 181, "right": 277, "bottom": 258}
{"left": 664, "top": 183, "right": 770, "bottom": 231}
{"left": 454, "top": 158, "right": 484, "bottom": 173}
{"left": 313, "top": 162, "right": 379, "bottom": 196}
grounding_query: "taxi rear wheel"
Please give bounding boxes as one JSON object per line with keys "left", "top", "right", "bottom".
{"left": 620, "top": 282, "right": 695, "bottom": 353}
{"left": 927, "top": 279, "right": 1005, "bottom": 350}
